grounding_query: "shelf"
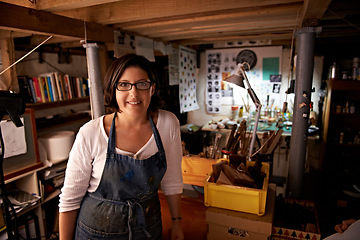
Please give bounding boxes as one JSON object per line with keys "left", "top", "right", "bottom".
{"left": 330, "top": 113, "right": 360, "bottom": 117}
{"left": 26, "top": 97, "right": 90, "bottom": 110}
{"left": 26, "top": 97, "right": 90, "bottom": 119}
{"left": 35, "top": 112, "right": 91, "bottom": 132}
{"left": 328, "top": 143, "right": 360, "bottom": 148}
{"left": 329, "top": 79, "right": 360, "bottom": 91}
{"left": 41, "top": 189, "right": 61, "bottom": 205}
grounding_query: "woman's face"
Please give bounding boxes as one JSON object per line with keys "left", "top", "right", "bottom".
{"left": 115, "top": 66, "right": 155, "bottom": 117}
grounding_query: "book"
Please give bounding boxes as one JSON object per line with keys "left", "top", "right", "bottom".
{"left": 49, "top": 73, "right": 59, "bottom": 101}
{"left": 28, "top": 78, "right": 37, "bottom": 103}
{"left": 54, "top": 72, "right": 64, "bottom": 101}
{"left": 64, "top": 74, "right": 73, "bottom": 99}
{"left": 32, "top": 77, "right": 43, "bottom": 102}
{"left": 76, "top": 77, "right": 84, "bottom": 97}
{"left": 82, "top": 78, "right": 89, "bottom": 96}
{"left": 46, "top": 76, "right": 54, "bottom": 101}
{"left": 38, "top": 76, "right": 48, "bottom": 102}
{"left": 59, "top": 73, "right": 68, "bottom": 100}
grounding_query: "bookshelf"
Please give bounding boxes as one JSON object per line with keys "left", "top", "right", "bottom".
{"left": 1, "top": 96, "right": 91, "bottom": 239}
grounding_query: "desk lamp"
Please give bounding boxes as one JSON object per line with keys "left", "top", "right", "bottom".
{"left": 223, "top": 63, "right": 262, "bottom": 159}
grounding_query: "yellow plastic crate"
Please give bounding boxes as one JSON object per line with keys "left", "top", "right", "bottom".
{"left": 204, "top": 160, "right": 269, "bottom": 216}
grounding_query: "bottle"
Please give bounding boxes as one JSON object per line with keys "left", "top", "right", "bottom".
{"left": 339, "top": 132, "right": 344, "bottom": 144}
{"left": 330, "top": 62, "right": 339, "bottom": 80}
{"left": 353, "top": 57, "right": 359, "bottom": 81}
{"left": 350, "top": 103, "right": 355, "bottom": 114}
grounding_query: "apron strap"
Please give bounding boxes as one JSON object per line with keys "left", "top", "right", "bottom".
{"left": 148, "top": 113, "right": 165, "bottom": 153}
{"left": 106, "top": 112, "right": 117, "bottom": 154}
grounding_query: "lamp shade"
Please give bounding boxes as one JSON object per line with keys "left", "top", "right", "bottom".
{"left": 223, "top": 74, "right": 245, "bottom": 88}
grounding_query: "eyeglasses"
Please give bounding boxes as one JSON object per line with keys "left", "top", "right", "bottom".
{"left": 116, "top": 81, "right": 153, "bottom": 91}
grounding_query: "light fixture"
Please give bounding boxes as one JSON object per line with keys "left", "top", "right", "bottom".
{"left": 223, "top": 62, "right": 262, "bottom": 159}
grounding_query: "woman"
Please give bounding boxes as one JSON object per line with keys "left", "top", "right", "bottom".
{"left": 59, "top": 54, "right": 184, "bottom": 240}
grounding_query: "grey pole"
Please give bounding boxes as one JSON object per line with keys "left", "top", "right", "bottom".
{"left": 287, "top": 27, "right": 321, "bottom": 198}
{"left": 83, "top": 42, "right": 105, "bottom": 119}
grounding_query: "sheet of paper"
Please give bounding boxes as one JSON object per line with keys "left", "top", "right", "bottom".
{"left": 0, "top": 119, "right": 27, "bottom": 158}
{"left": 168, "top": 45, "right": 179, "bottom": 85}
{"left": 179, "top": 46, "right": 199, "bottom": 113}
{"left": 135, "top": 36, "right": 155, "bottom": 61}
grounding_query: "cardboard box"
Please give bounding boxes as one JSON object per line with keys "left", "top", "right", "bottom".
{"left": 207, "top": 184, "right": 275, "bottom": 240}
{"left": 272, "top": 199, "right": 321, "bottom": 240}
{"left": 204, "top": 161, "right": 269, "bottom": 215}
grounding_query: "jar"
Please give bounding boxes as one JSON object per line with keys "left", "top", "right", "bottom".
{"left": 221, "top": 149, "right": 236, "bottom": 159}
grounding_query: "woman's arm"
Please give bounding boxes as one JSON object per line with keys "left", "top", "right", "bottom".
{"left": 334, "top": 219, "right": 357, "bottom": 233}
{"left": 165, "top": 194, "right": 184, "bottom": 240}
{"left": 59, "top": 209, "right": 79, "bottom": 240}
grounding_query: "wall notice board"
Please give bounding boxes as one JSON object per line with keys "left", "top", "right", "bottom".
{"left": 205, "top": 46, "right": 283, "bottom": 113}
{"left": 1, "top": 108, "right": 43, "bottom": 181}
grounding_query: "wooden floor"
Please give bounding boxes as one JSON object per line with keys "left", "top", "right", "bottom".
{"left": 159, "top": 189, "right": 207, "bottom": 240}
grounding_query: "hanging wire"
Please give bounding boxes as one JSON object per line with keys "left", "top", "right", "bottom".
{"left": 0, "top": 36, "right": 53, "bottom": 78}
{"left": 285, "top": 6, "right": 302, "bottom": 102}
{"left": 84, "top": 21, "right": 88, "bottom": 45}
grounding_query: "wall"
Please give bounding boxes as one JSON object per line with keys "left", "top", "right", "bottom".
{"left": 187, "top": 47, "right": 323, "bottom": 126}
{"left": 15, "top": 51, "right": 88, "bottom": 79}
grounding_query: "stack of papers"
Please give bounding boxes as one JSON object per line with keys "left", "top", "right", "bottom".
{"left": 3, "top": 190, "right": 41, "bottom": 214}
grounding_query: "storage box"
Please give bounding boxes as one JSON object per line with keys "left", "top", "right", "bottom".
{"left": 39, "top": 131, "right": 75, "bottom": 164}
{"left": 204, "top": 160, "right": 270, "bottom": 215}
{"left": 206, "top": 184, "right": 275, "bottom": 240}
{"left": 272, "top": 199, "right": 321, "bottom": 240}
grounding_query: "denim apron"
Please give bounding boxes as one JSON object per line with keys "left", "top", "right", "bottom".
{"left": 75, "top": 113, "right": 167, "bottom": 240}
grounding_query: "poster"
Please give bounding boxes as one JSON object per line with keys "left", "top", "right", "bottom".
{"left": 206, "top": 46, "right": 282, "bottom": 112}
{"left": 179, "top": 46, "right": 199, "bottom": 113}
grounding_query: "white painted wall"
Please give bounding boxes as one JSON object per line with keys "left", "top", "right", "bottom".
{"left": 15, "top": 51, "right": 88, "bottom": 79}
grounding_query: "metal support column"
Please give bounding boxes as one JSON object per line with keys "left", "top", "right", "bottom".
{"left": 287, "top": 27, "right": 321, "bottom": 198}
{"left": 83, "top": 42, "right": 105, "bottom": 119}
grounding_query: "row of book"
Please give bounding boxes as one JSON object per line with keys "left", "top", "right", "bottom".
{"left": 18, "top": 72, "right": 90, "bottom": 103}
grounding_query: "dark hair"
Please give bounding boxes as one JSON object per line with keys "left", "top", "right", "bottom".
{"left": 103, "top": 54, "right": 162, "bottom": 112}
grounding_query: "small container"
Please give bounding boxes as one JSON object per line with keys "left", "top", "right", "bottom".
{"left": 350, "top": 104, "right": 356, "bottom": 114}
{"left": 336, "top": 105, "right": 342, "bottom": 113}
{"left": 342, "top": 71, "right": 348, "bottom": 80}
{"left": 339, "top": 132, "right": 344, "bottom": 144}
{"left": 221, "top": 149, "right": 236, "bottom": 159}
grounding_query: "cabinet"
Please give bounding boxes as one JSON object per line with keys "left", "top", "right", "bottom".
{"left": 1, "top": 97, "right": 91, "bottom": 239}
{"left": 322, "top": 79, "right": 360, "bottom": 211}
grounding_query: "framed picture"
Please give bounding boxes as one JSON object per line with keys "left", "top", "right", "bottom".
{"left": 2, "top": 108, "right": 43, "bottom": 181}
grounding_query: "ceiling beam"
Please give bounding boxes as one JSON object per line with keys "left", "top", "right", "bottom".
{"left": 1, "top": 0, "right": 122, "bottom": 11}
{"left": 0, "top": 2, "right": 114, "bottom": 43}
{"left": 0, "top": 30, "right": 30, "bottom": 39}
{"left": 115, "top": 3, "right": 301, "bottom": 33}
{"left": 147, "top": 20, "right": 297, "bottom": 40}
{"left": 55, "top": 0, "right": 303, "bottom": 24}
{"left": 299, "top": 0, "right": 332, "bottom": 26}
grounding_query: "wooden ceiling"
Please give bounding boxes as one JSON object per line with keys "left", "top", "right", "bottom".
{"left": 0, "top": 0, "right": 359, "bottom": 52}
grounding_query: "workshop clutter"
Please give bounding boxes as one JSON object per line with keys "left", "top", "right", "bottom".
{"left": 200, "top": 118, "right": 284, "bottom": 162}
{"left": 204, "top": 160, "right": 269, "bottom": 215}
